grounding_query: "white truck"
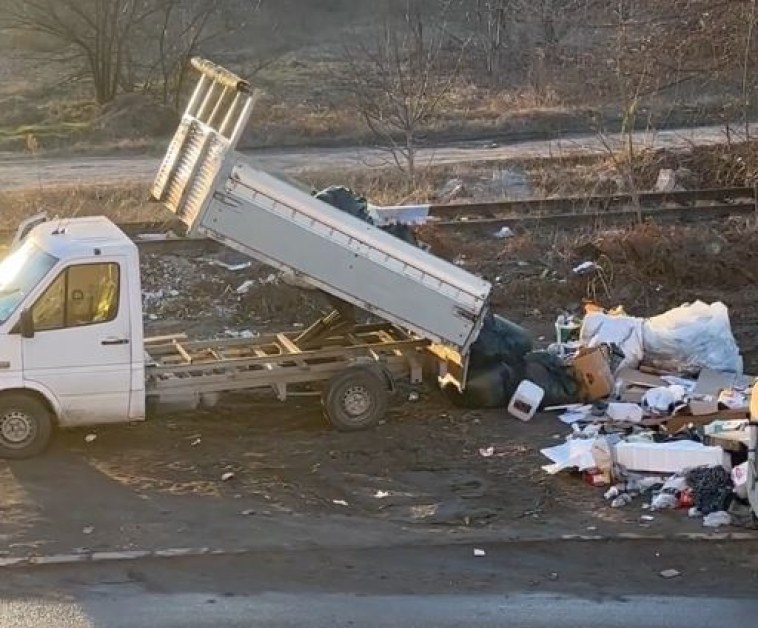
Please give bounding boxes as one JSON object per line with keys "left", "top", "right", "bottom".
{"left": 0, "top": 58, "right": 491, "bottom": 459}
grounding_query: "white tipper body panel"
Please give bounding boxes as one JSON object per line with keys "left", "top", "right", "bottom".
{"left": 151, "top": 62, "right": 491, "bottom": 354}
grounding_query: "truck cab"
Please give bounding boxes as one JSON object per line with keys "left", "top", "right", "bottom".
{"left": 0, "top": 217, "right": 145, "bottom": 458}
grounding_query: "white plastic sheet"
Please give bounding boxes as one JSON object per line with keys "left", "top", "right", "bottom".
{"left": 540, "top": 439, "right": 597, "bottom": 475}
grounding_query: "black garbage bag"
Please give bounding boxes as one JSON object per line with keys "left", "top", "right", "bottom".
{"left": 686, "top": 466, "right": 733, "bottom": 515}
{"left": 442, "top": 362, "right": 521, "bottom": 409}
{"left": 469, "top": 313, "right": 533, "bottom": 370}
{"left": 523, "top": 351, "right": 580, "bottom": 407}
{"left": 379, "top": 222, "right": 419, "bottom": 246}
{"left": 315, "top": 185, "right": 420, "bottom": 247}
{"left": 314, "top": 186, "right": 371, "bottom": 221}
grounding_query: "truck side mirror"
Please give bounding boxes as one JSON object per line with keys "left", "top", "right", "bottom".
{"left": 19, "top": 309, "right": 35, "bottom": 339}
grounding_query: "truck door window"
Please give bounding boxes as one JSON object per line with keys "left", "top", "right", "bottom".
{"left": 32, "top": 263, "right": 120, "bottom": 331}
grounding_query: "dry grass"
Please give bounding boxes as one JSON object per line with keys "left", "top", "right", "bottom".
{"left": 440, "top": 215, "right": 758, "bottom": 327}
{"left": 0, "top": 184, "right": 171, "bottom": 231}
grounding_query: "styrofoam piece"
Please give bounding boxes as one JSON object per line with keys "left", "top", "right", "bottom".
{"left": 614, "top": 440, "right": 730, "bottom": 474}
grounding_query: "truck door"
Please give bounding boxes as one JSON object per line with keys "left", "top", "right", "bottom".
{"left": 22, "top": 258, "right": 132, "bottom": 425}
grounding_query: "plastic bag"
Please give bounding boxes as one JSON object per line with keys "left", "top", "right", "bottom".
{"left": 642, "top": 301, "right": 743, "bottom": 373}
{"left": 443, "top": 362, "right": 519, "bottom": 409}
{"left": 523, "top": 351, "right": 579, "bottom": 407}
{"left": 316, "top": 186, "right": 419, "bottom": 246}
{"left": 641, "top": 385, "right": 687, "bottom": 414}
{"left": 580, "top": 312, "right": 644, "bottom": 372}
{"left": 469, "top": 313, "right": 533, "bottom": 370}
{"left": 732, "top": 461, "right": 749, "bottom": 500}
{"left": 314, "top": 186, "right": 371, "bottom": 221}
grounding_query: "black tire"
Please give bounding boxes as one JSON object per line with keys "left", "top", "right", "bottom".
{"left": 0, "top": 394, "right": 53, "bottom": 460}
{"left": 323, "top": 368, "right": 389, "bottom": 432}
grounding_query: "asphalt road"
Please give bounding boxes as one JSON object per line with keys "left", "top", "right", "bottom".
{"left": 2, "top": 591, "right": 755, "bottom": 628}
{"left": 0, "top": 122, "right": 756, "bottom": 192}
{"left": 1, "top": 540, "right": 757, "bottom": 627}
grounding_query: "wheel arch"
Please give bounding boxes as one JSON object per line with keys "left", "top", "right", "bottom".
{"left": 0, "top": 387, "right": 60, "bottom": 425}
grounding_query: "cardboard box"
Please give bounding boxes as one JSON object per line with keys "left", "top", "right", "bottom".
{"left": 572, "top": 348, "right": 615, "bottom": 401}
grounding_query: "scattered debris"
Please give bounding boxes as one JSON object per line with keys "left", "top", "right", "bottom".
{"left": 610, "top": 494, "right": 632, "bottom": 508}
{"left": 572, "top": 261, "right": 601, "bottom": 276}
{"left": 702, "top": 511, "right": 732, "bottom": 528}
{"left": 82, "top": 526, "right": 94, "bottom": 535}
{"left": 494, "top": 226, "right": 515, "bottom": 239}
{"left": 473, "top": 548, "right": 486, "bottom": 557}
{"left": 207, "top": 260, "right": 253, "bottom": 272}
{"left": 479, "top": 447, "right": 495, "bottom": 458}
{"left": 536, "top": 297, "right": 755, "bottom": 527}
{"left": 236, "top": 280, "right": 256, "bottom": 295}
{"left": 84, "top": 433, "right": 97, "bottom": 443}
{"left": 408, "top": 391, "right": 420, "bottom": 402}
{"left": 332, "top": 499, "right": 349, "bottom": 507}
{"left": 659, "top": 569, "right": 682, "bottom": 579}
{"left": 221, "top": 472, "right": 235, "bottom": 482}
{"left": 374, "top": 491, "right": 390, "bottom": 499}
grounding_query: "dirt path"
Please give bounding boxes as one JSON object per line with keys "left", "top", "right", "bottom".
{"left": 0, "top": 122, "right": 753, "bottom": 191}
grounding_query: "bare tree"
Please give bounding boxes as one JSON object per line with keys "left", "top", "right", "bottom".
{"left": 4, "top": 0, "right": 159, "bottom": 104}
{"left": 469, "top": 0, "right": 510, "bottom": 77}
{"left": 141, "top": 0, "right": 223, "bottom": 107}
{"left": 341, "top": 4, "right": 467, "bottom": 189}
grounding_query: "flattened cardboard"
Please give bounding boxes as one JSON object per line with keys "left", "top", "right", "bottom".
{"left": 690, "top": 369, "right": 746, "bottom": 416}
{"left": 694, "top": 369, "right": 737, "bottom": 396}
{"left": 620, "top": 387, "right": 646, "bottom": 404}
{"left": 689, "top": 395, "right": 719, "bottom": 416}
{"left": 665, "top": 408, "right": 749, "bottom": 433}
{"left": 616, "top": 368, "right": 667, "bottom": 389}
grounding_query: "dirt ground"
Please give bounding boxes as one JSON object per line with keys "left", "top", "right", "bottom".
{"left": 5, "top": 220, "right": 758, "bottom": 559}
{"left": 0, "top": 385, "right": 726, "bottom": 560}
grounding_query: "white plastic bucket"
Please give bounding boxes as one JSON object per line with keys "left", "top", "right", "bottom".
{"left": 507, "top": 380, "right": 545, "bottom": 422}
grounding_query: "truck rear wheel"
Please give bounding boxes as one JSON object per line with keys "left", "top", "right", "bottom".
{"left": 323, "top": 368, "right": 388, "bottom": 431}
{"left": 0, "top": 394, "right": 53, "bottom": 459}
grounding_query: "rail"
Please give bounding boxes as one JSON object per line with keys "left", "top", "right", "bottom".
{"left": 2, "top": 186, "right": 756, "bottom": 248}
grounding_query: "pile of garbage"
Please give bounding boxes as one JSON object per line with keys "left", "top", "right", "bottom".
{"left": 535, "top": 300, "right": 756, "bottom": 527}
{"left": 442, "top": 313, "right": 578, "bottom": 411}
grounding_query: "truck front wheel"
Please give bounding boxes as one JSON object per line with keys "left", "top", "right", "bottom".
{"left": 0, "top": 394, "right": 53, "bottom": 459}
{"left": 323, "top": 368, "right": 389, "bottom": 431}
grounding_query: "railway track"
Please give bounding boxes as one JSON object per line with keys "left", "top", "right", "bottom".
{"left": 1, "top": 187, "right": 755, "bottom": 251}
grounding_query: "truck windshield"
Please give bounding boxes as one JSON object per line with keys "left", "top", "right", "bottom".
{"left": 0, "top": 240, "right": 58, "bottom": 324}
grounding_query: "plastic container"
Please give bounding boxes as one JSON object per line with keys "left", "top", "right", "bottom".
{"left": 507, "top": 380, "right": 545, "bottom": 422}
{"left": 555, "top": 314, "right": 581, "bottom": 344}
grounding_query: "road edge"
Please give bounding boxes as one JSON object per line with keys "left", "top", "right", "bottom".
{"left": 2, "top": 531, "right": 757, "bottom": 569}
